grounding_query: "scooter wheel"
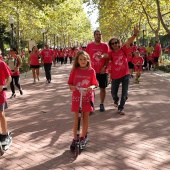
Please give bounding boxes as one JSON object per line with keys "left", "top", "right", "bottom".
{"left": 74, "top": 144, "right": 80, "bottom": 157}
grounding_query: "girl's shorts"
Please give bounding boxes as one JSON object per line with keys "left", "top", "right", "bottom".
{"left": 30, "top": 65, "right": 40, "bottom": 69}
{"left": 0, "top": 101, "right": 8, "bottom": 111}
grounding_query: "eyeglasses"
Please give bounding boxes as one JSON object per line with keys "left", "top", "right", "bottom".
{"left": 111, "top": 42, "right": 118, "bottom": 45}
{"left": 10, "top": 50, "right": 14, "bottom": 52}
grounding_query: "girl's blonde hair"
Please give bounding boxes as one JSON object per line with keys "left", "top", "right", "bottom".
{"left": 72, "top": 50, "right": 91, "bottom": 69}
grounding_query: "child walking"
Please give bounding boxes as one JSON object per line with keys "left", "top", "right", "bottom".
{"left": 0, "top": 60, "right": 12, "bottom": 145}
{"left": 147, "top": 52, "right": 154, "bottom": 71}
{"left": 68, "top": 50, "right": 98, "bottom": 151}
{"left": 132, "top": 51, "right": 144, "bottom": 84}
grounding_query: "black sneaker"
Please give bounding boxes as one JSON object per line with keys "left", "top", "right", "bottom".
{"left": 70, "top": 139, "right": 76, "bottom": 151}
{"left": 113, "top": 101, "right": 118, "bottom": 107}
{"left": 19, "top": 89, "right": 23, "bottom": 95}
{"left": 0, "top": 134, "right": 2, "bottom": 141}
{"left": 1, "top": 134, "right": 10, "bottom": 146}
{"left": 80, "top": 137, "right": 86, "bottom": 149}
{"left": 10, "top": 93, "right": 16, "bottom": 98}
{"left": 99, "top": 104, "right": 105, "bottom": 112}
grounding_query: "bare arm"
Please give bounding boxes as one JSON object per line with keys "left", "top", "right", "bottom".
{"left": 0, "top": 76, "right": 11, "bottom": 92}
{"left": 126, "top": 27, "right": 139, "bottom": 49}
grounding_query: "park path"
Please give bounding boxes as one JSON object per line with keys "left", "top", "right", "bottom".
{"left": 1, "top": 64, "right": 170, "bottom": 170}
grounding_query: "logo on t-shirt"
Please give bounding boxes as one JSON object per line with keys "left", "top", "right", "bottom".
{"left": 93, "top": 52, "right": 101, "bottom": 62}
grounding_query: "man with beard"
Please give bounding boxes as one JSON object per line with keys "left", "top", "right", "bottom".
{"left": 86, "top": 30, "right": 109, "bottom": 112}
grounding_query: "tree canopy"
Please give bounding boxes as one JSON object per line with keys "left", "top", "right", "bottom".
{"left": 86, "top": 0, "right": 170, "bottom": 44}
{"left": 0, "top": 0, "right": 93, "bottom": 50}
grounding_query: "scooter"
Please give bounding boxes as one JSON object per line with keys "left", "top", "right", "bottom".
{"left": 70, "top": 88, "right": 89, "bottom": 157}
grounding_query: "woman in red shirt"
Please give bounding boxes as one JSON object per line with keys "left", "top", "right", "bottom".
{"left": 99, "top": 27, "right": 139, "bottom": 115}
{"left": 7, "top": 48, "right": 23, "bottom": 98}
{"left": 28, "top": 46, "right": 40, "bottom": 84}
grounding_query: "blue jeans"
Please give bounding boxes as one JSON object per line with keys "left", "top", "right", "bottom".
{"left": 111, "top": 75, "right": 130, "bottom": 111}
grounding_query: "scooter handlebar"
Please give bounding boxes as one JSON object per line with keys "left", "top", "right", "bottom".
{"left": 2, "top": 87, "right": 7, "bottom": 91}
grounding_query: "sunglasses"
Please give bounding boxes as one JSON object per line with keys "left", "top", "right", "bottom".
{"left": 111, "top": 42, "right": 118, "bottom": 45}
{"left": 10, "top": 50, "right": 14, "bottom": 52}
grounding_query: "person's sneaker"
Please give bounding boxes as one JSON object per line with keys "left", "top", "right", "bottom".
{"left": 118, "top": 110, "right": 125, "bottom": 115}
{"left": 33, "top": 80, "right": 36, "bottom": 84}
{"left": 135, "top": 78, "right": 139, "bottom": 84}
{"left": 80, "top": 137, "right": 86, "bottom": 149}
{"left": 48, "top": 80, "right": 51, "bottom": 83}
{"left": 113, "top": 101, "right": 118, "bottom": 107}
{"left": 70, "top": 139, "right": 76, "bottom": 151}
{"left": 37, "top": 77, "right": 40, "bottom": 81}
{"left": 1, "top": 134, "right": 10, "bottom": 146}
{"left": 19, "top": 89, "right": 23, "bottom": 95}
{"left": 10, "top": 93, "right": 16, "bottom": 98}
{"left": 99, "top": 104, "right": 105, "bottom": 112}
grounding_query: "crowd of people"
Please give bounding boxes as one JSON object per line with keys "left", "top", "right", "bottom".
{"left": 0, "top": 28, "right": 163, "bottom": 151}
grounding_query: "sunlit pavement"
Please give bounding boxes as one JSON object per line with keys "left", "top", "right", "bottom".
{"left": 1, "top": 64, "right": 170, "bottom": 170}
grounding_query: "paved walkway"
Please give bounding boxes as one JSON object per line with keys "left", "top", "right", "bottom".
{"left": 1, "top": 64, "right": 170, "bottom": 170}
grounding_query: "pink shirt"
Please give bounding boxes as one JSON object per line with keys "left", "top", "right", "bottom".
{"left": 0, "top": 61, "right": 12, "bottom": 104}
{"left": 68, "top": 67, "right": 98, "bottom": 112}
{"left": 86, "top": 42, "right": 109, "bottom": 73}
{"left": 41, "top": 49, "right": 53, "bottom": 63}
{"left": 108, "top": 45, "right": 130, "bottom": 79}
{"left": 153, "top": 44, "right": 162, "bottom": 58}
{"left": 30, "top": 53, "right": 39, "bottom": 65}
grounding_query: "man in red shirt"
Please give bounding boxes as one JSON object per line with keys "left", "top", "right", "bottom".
{"left": 41, "top": 44, "right": 54, "bottom": 83}
{"left": 153, "top": 40, "right": 162, "bottom": 71}
{"left": 86, "top": 30, "right": 109, "bottom": 112}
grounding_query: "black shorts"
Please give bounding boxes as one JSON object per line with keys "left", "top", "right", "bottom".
{"left": 30, "top": 65, "right": 40, "bottom": 69}
{"left": 96, "top": 73, "right": 108, "bottom": 88}
{"left": 0, "top": 101, "right": 8, "bottom": 111}
{"left": 154, "top": 57, "right": 159, "bottom": 62}
{"left": 128, "top": 62, "right": 134, "bottom": 69}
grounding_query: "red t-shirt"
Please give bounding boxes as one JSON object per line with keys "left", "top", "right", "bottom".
{"left": 30, "top": 53, "right": 39, "bottom": 65}
{"left": 0, "top": 55, "right": 3, "bottom": 60}
{"left": 127, "top": 46, "right": 135, "bottom": 62}
{"left": 132, "top": 56, "right": 144, "bottom": 72}
{"left": 86, "top": 42, "right": 109, "bottom": 73}
{"left": 147, "top": 54, "right": 154, "bottom": 63}
{"left": 68, "top": 67, "right": 98, "bottom": 112}
{"left": 41, "top": 49, "right": 53, "bottom": 63}
{"left": 0, "top": 61, "right": 12, "bottom": 104}
{"left": 132, "top": 56, "right": 144, "bottom": 66}
{"left": 139, "top": 47, "right": 147, "bottom": 57}
{"left": 108, "top": 45, "right": 130, "bottom": 79}
{"left": 153, "top": 44, "right": 162, "bottom": 58}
